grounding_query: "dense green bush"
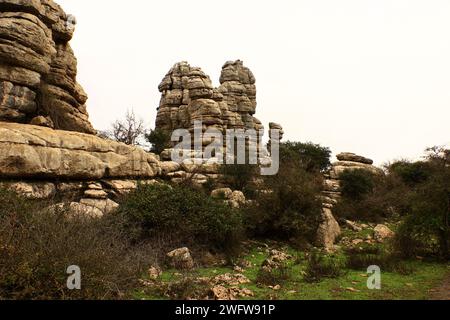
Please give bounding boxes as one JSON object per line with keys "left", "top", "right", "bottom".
{"left": 345, "top": 245, "right": 414, "bottom": 275}
{"left": 219, "top": 164, "right": 260, "bottom": 198}
{"left": 146, "top": 128, "right": 171, "bottom": 154}
{"left": 390, "top": 161, "right": 431, "bottom": 186}
{"left": 0, "top": 189, "right": 151, "bottom": 300}
{"left": 245, "top": 142, "right": 324, "bottom": 243}
{"left": 117, "top": 183, "right": 243, "bottom": 252}
{"left": 334, "top": 166, "right": 416, "bottom": 221}
{"left": 256, "top": 264, "right": 292, "bottom": 286}
{"left": 339, "top": 169, "right": 375, "bottom": 200}
{"left": 393, "top": 148, "right": 449, "bottom": 259}
{"left": 280, "top": 142, "right": 332, "bottom": 173}
{"left": 304, "top": 251, "right": 346, "bottom": 283}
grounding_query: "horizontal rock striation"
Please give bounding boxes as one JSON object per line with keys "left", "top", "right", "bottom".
{"left": 0, "top": 0, "right": 94, "bottom": 134}
{"left": 156, "top": 60, "right": 265, "bottom": 150}
{"left": 0, "top": 121, "right": 161, "bottom": 179}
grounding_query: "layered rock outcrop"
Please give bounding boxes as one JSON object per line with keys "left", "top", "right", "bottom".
{"left": 0, "top": 0, "right": 94, "bottom": 134}
{"left": 0, "top": 121, "right": 161, "bottom": 212}
{"left": 0, "top": 122, "right": 160, "bottom": 179}
{"left": 156, "top": 60, "right": 264, "bottom": 149}
{"left": 318, "top": 153, "right": 383, "bottom": 251}
{"left": 322, "top": 152, "right": 383, "bottom": 210}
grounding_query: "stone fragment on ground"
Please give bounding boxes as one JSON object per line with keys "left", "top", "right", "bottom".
{"left": 167, "top": 247, "right": 195, "bottom": 270}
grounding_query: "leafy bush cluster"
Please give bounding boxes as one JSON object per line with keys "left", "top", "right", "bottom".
{"left": 344, "top": 245, "right": 414, "bottom": 275}
{"left": 304, "top": 251, "right": 346, "bottom": 283}
{"left": 218, "top": 164, "right": 260, "bottom": 198}
{"left": 244, "top": 142, "right": 328, "bottom": 243}
{"left": 339, "top": 169, "right": 375, "bottom": 200}
{"left": 116, "top": 183, "right": 244, "bottom": 252}
{"left": 335, "top": 146, "right": 449, "bottom": 260}
{"left": 146, "top": 128, "right": 171, "bottom": 155}
{"left": 0, "top": 189, "right": 152, "bottom": 300}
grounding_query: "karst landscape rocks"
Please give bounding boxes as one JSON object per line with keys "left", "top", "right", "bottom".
{"left": 0, "top": 0, "right": 386, "bottom": 252}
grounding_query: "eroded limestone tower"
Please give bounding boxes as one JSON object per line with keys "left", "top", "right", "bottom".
{"left": 0, "top": 0, "right": 95, "bottom": 133}
{"left": 155, "top": 60, "right": 265, "bottom": 149}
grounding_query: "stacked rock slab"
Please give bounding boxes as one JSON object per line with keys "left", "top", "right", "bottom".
{"left": 0, "top": 0, "right": 94, "bottom": 134}
{"left": 0, "top": 121, "right": 162, "bottom": 212}
{"left": 322, "top": 152, "right": 383, "bottom": 210}
{"left": 318, "top": 153, "right": 383, "bottom": 251}
{"left": 156, "top": 60, "right": 264, "bottom": 149}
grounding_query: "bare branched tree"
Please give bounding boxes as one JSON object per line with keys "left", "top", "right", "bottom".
{"left": 106, "top": 109, "right": 146, "bottom": 146}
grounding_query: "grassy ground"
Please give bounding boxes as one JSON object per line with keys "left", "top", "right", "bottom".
{"left": 135, "top": 242, "right": 449, "bottom": 300}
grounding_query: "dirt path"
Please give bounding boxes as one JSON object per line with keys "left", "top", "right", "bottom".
{"left": 429, "top": 273, "right": 450, "bottom": 300}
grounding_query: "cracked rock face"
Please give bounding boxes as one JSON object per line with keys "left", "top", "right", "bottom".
{"left": 155, "top": 60, "right": 264, "bottom": 148}
{"left": 0, "top": 0, "right": 95, "bottom": 134}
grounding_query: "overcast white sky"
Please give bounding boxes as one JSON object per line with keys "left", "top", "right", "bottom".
{"left": 58, "top": 0, "right": 450, "bottom": 164}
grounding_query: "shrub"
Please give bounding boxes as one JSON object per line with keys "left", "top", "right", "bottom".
{"left": 0, "top": 189, "right": 152, "bottom": 300}
{"left": 116, "top": 183, "right": 243, "bottom": 252}
{"left": 345, "top": 245, "right": 414, "bottom": 275}
{"left": 146, "top": 128, "right": 171, "bottom": 154}
{"left": 339, "top": 169, "right": 375, "bottom": 200}
{"left": 219, "top": 164, "right": 259, "bottom": 197}
{"left": 304, "top": 251, "right": 346, "bottom": 283}
{"left": 157, "top": 275, "right": 211, "bottom": 300}
{"left": 244, "top": 166, "right": 323, "bottom": 243}
{"left": 280, "top": 142, "right": 332, "bottom": 173}
{"left": 243, "top": 140, "right": 325, "bottom": 243}
{"left": 389, "top": 161, "right": 431, "bottom": 186}
{"left": 256, "top": 264, "right": 292, "bottom": 286}
{"left": 393, "top": 148, "right": 449, "bottom": 260}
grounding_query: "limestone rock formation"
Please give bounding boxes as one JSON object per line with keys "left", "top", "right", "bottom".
{"left": 330, "top": 153, "right": 383, "bottom": 179}
{"left": 336, "top": 152, "right": 374, "bottom": 165}
{"left": 322, "top": 152, "right": 383, "bottom": 210}
{"left": 316, "top": 208, "right": 342, "bottom": 252}
{"left": 0, "top": 0, "right": 95, "bottom": 134}
{"left": 0, "top": 121, "right": 161, "bottom": 179}
{"left": 318, "top": 152, "right": 382, "bottom": 249}
{"left": 166, "top": 247, "right": 195, "bottom": 270}
{"left": 156, "top": 60, "right": 264, "bottom": 149}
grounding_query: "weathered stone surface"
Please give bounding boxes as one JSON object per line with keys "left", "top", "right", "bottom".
{"left": 79, "top": 198, "right": 119, "bottom": 214}
{"left": 84, "top": 189, "right": 107, "bottom": 199}
{"left": 30, "top": 115, "right": 54, "bottom": 128}
{"left": 102, "top": 179, "right": 138, "bottom": 195}
{"left": 2, "top": 181, "right": 55, "bottom": 199}
{"left": 0, "top": 0, "right": 95, "bottom": 134}
{"left": 330, "top": 161, "right": 384, "bottom": 178}
{"left": 211, "top": 188, "right": 233, "bottom": 199}
{"left": 0, "top": 122, "right": 161, "bottom": 179}
{"left": 316, "top": 208, "right": 341, "bottom": 251}
{"left": 337, "top": 152, "right": 374, "bottom": 165}
{"left": 155, "top": 60, "right": 266, "bottom": 160}
{"left": 49, "top": 202, "right": 104, "bottom": 218}
{"left": 374, "top": 224, "right": 395, "bottom": 242}
{"left": 166, "top": 247, "right": 195, "bottom": 270}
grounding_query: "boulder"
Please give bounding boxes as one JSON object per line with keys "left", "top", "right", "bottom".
{"left": 345, "top": 220, "right": 363, "bottom": 232}
{"left": 3, "top": 181, "right": 56, "bottom": 199}
{"left": 148, "top": 266, "right": 162, "bottom": 280}
{"left": 166, "top": 247, "right": 195, "bottom": 270}
{"left": 336, "top": 152, "right": 374, "bottom": 165}
{"left": 374, "top": 224, "right": 395, "bottom": 242}
{"left": 211, "top": 188, "right": 233, "bottom": 199}
{"left": 79, "top": 198, "right": 119, "bottom": 214}
{"left": 316, "top": 208, "right": 341, "bottom": 251}
{"left": 84, "top": 189, "right": 107, "bottom": 199}
{"left": 48, "top": 202, "right": 104, "bottom": 219}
